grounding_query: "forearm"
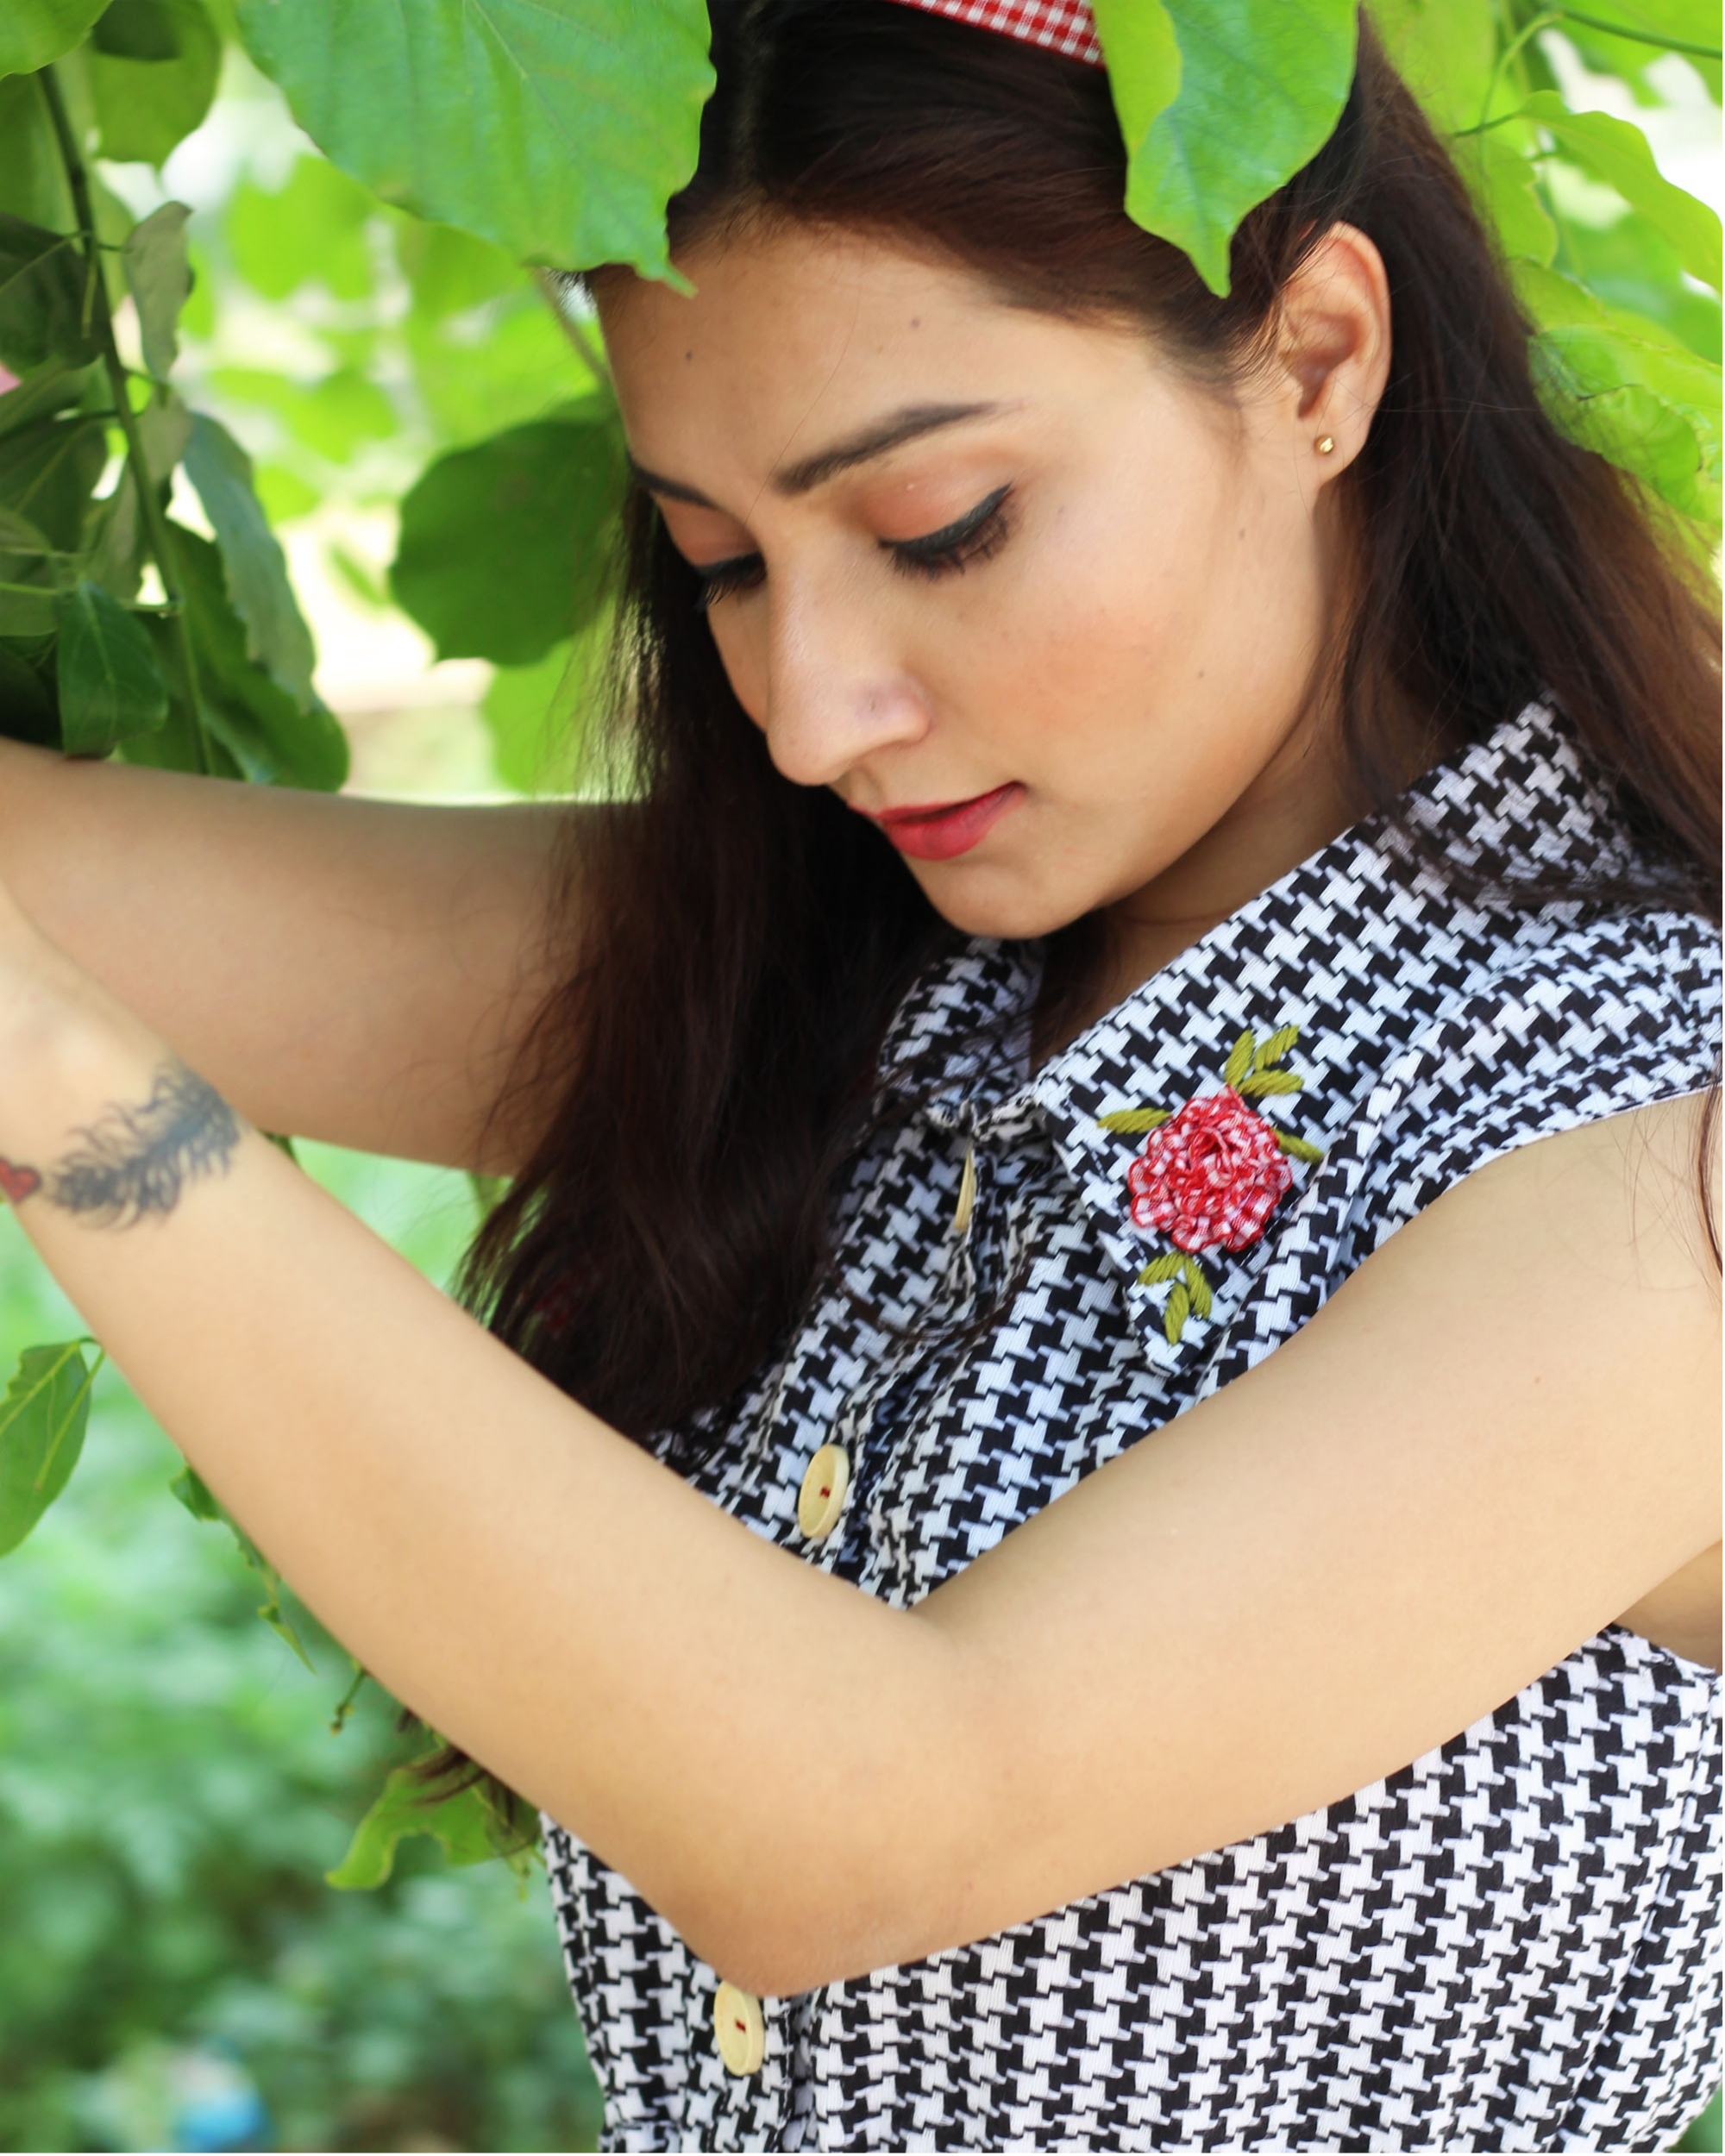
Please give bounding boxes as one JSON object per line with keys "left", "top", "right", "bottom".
{"left": 0, "top": 944, "right": 974, "bottom": 1990}
{"left": 0, "top": 740, "right": 568, "bottom": 1165}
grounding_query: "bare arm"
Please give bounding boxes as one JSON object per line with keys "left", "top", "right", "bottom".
{"left": 0, "top": 741, "right": 571, "bottom": 1168}
{"left": 0, "top": 881, "right": 1715, "bottom": 2002}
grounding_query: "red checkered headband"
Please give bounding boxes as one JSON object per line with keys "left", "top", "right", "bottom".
{"left": 881, "top": 0, "right": 1104, "bottom": 69}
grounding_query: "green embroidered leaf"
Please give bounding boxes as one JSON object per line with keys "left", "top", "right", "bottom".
{"left": 1182, "top": 1257, "right": 1213, "bottom": 1319}
{"left": 1222, "top": 1030, "right": 1254, "bottom": 1088}
{"left": 1164, "top": 1280, "right": 1191, "bottom": 1344}
{"left": 1137, "top": 1251, "right": 1184, "bottom": 1285}
{"left": 1100, "top": 1106, "right": 1171, "bottom": 1135}
{"left": 1252, "top": 1024, "right": 1299, "bottom": 1071}
{"left": 1274, "top": 1130, "right": 1326, "bottom": 1163}
{"left": 1237, "top": 1069, "right": 1305, "bottom": 1097}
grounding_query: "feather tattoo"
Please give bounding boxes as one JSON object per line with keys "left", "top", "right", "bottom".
{"left": 45, "top": 1062, "right": 241, "bottom": 1225}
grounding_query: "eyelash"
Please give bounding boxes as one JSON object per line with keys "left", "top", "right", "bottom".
{"left": 690, "top": 484, "right": 1014, "bottom": 612}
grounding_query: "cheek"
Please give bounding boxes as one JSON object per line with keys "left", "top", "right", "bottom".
{"left": 705, "top": 611, "right": 768, "bottom": 727}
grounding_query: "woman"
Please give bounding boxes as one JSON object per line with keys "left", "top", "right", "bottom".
{"left": 0, "top": 0, "right": 1716, "bottom": 2147}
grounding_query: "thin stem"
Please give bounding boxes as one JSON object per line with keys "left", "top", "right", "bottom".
{"left": 534, "top": 267, "right": 612, "bottom": 392}
{"left": 1477, "top": 8, "right": 1564, "bottom": 128}
{"left": 1558, "top": 8, "right": 1722, "bottom": 59}
{"left": 38, "top": 66, "right": 214, "bottom": 774}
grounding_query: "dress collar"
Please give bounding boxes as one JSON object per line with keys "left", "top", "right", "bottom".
{"left": 878, "top": 703, "right": 1629, "bottom": 1377}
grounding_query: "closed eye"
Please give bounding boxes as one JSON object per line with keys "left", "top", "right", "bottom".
{"left": 688, "top": 483, "right": 1015, "bottom": 611}
{"left": 884, "top": 484, "right": 1013, "bottom": 579}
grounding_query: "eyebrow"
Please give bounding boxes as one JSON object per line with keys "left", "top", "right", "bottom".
{"left": 628, "top": 400, "right": 1004, "bottom": 510}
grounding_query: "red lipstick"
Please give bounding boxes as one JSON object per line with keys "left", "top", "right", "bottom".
{"left": 860, "top": 783, "right": 1024, "bottom": 862}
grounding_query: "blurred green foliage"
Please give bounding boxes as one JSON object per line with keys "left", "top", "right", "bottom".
{"left": 0, "top": 1148, "right": 602, "bottom": 2153}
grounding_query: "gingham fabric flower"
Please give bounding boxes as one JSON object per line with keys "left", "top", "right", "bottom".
{"left": 1126, "top": 1087, "right": 1293, "bottom": 1251}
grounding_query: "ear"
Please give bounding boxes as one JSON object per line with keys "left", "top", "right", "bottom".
{"left": 1270, "top": 222, "right": 1392, "bottom": 481}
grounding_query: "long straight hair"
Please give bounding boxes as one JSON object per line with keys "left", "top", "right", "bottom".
{"left": 467, "top": 1, "right": 1722, "bottom": 1458}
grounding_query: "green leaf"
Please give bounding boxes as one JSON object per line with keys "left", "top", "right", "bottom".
{"left": 1100, "top": 1106, "right": 1172, "bottom": 1135}
{"left": 85, "top": 472, "right": 144, "bottom": 600}
{"left": 1457, "top": 131, "right": 1557, "bottom": 269}
{"left": 168, "top": 1449, "right": 313, "bottom": 1664}
{"left": 0, "top": 213, "right": 98, "bottom": 374}
{"left": 57, "top": 579, "right": 168, "bottom": 754}
{"left": 0, "top": 580, "right": 62, "bottom": 635}
{"left": 1163, "top": 1279, "right": 1191, "bottom": 1344}
{"left": 327, "top": 1760, "right": 505, "bottom": 1890}
{"left": 1137, "top": 1251, "right": 1185, "bottom": 1284}
{"left": 234, "top": 0, "right": 715, "bottom": 281}
{"left": 1236, "top": 1067, "right": 1305, "bottom": 1096}
{"left": 122, "top": 201, "right": 192, "bottom": 380}
{"left": 181, "top": 411, "right": 318, "bottom": 707}
{"left": 1366, "top": 0, "right": 1496, "bottom": 135}
{"left": 1519, "top": 262, "right": 1722, "bottom": 530}
{"left": 1518, "top": 93, "right": 1721, "bottom": 291}
{"left": 0, "top": 411, "right": 106, "bottom": 550}
{"left": 226, "top": 154, "right": 378, "bottom": 303}
{"left": 1252, "top": 1023, "right": 1299, "bottom": 1070}
{"left": 1093, "top": 0, "right": 1182, "bottom": 181}
{"left": 0, "top": 1342, "right": 96, "bottom": 1557}
{"left": 1222, "top": 1029, "right": 1254, "bottom": 1088}
{"left": 1182, "top": 1256, "right": 1213, "bottom": 1319}
{"left": 0, "top": 0, "right": 110, "bottom": 79}
{"left": 1274, "top": 1130, "right": 1325, "bottom": 1163}
{"left": 209, "top": 365, "right": 397, "bottom": 465}
{"left": 87, "top": 0, "right": 221, "bottom": 165}
{"left": 391, "top": 400, "right": 626, "bottom": 665}
{"left": 0, "top": 359, "right": 95, "bottom": 440}
{"left": 170, "top": 522, "right": 348, "bottom": 789}
{"left": 1107, "top": 0, "right": 1357, "bottom": 295}
{"left": 167, "top": 1460, "right": 222, "bottom": 1521}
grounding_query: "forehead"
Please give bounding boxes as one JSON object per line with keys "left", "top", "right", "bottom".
{"left": 594, "top": 224, "right": 1145, "bottom": 476}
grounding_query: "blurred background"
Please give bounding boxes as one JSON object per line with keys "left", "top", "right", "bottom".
{"left": 0, "top": 22, "right": 1719, "bottom": 2156}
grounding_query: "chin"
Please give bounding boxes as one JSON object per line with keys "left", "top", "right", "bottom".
{"left": 911, "top": 862, "right": 1095, "bottom": 944}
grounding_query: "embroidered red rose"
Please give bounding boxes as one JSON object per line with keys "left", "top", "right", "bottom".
{"left": 1126, "top": 1087, "right": 1293, "bottom": 1252}
{"left": 1101, "top": 1025, "right": 1322, "bottom": 1345}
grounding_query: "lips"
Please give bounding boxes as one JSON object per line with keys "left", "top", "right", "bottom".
{"left": 861, "top": 782, "right": 1025, "bottom": 862}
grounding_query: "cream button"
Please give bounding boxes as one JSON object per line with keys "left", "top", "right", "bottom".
{"left": 714, "top": 1978, "right": 765, "bottom": 2076}
{"left": 951, "top": 1141, "right": 977, "bottom": 1240}
{"left": 797, "top": 1442, "right": 850, "bottom": 1543}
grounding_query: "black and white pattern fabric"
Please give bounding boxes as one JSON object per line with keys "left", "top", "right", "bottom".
{"left": 543, "top": 705, "right": 1722, "bottom": 2153}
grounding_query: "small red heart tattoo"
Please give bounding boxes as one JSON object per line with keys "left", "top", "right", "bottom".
{"left": 0, "top": 1158, "right": 41, "bottom": 1204}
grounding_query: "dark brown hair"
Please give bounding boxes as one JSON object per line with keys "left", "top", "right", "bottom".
{"left": 467, "top": 0, "right": 1722, "bottom": 1460}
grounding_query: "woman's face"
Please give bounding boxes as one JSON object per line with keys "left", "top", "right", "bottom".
{"left": 599, "top": 222, "right": 1387, "bottom": 952}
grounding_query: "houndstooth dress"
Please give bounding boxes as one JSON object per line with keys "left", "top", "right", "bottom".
{"left": 543, "top": 706, "right": 1722, "bottom": 2153}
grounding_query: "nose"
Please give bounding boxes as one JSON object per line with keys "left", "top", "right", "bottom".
{"left": 755, "top": 573, "right": 931, "bottom": 790}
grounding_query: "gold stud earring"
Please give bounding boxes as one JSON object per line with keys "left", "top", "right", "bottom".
{"left": 1314, "top": 434, "right": 1336, "bottom": 455}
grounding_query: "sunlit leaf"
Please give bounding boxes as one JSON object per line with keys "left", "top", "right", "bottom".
{"left": 209, "top": 365, "right": 397, "bottom": 465}
{"left": 1458, "top": 131, "right": 1557, "bottom": 267}
{"left": 234, "top": 0, "right": 714, "bottom": 279}
{"left": 327, "top": 1759, "right": 507, "bottom": 1890}
{"left": 181, "top": 411, "right": 318, "bottom": 707}
{"left": 1102, "top": 0, "right": 1357, "bottom": 294}
{"left": 0, "top": 214, "right": 98, "bottom": 374}
{"left": 1091, "top": 0, "right": 1182, "bottom": 177}
{"left": 1518, "top": 93, "right": 1721, "bottom": 291}
{"left": 122, "top": 200, "right": 191, "bottom": 380}
{"left": 0, "top": 0, "right": 110, "bottom": 80}
{"left": 0, "top": 1342, "right": 96, "bottom": 1558}
{"left": 87, "top": 0, "right": 221, "bottom": 164}
{"left": 226, "top": 154, "right": 377, "bottom": 303}
{"left": 1367, "top": 0, "right": 1497, "bottom": 134}
{"left": 391, "top": 398, "right": 626, "bottom": 664}
{"left": 57, "top": 579, "right": 168, "bottom": 754}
